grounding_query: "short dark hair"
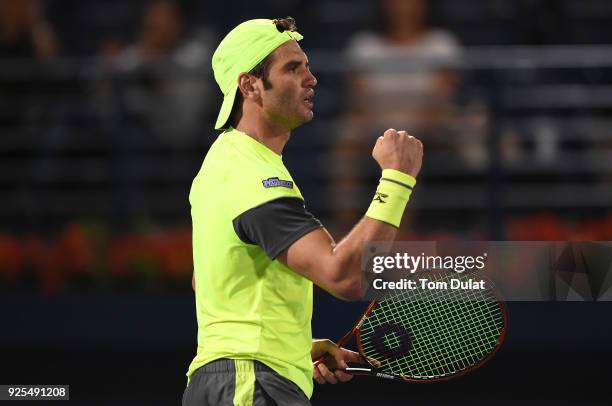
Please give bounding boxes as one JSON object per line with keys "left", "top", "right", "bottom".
{"left": 248, "top": 17, "right": 298, "bottom": 88}
{"left": 249, "top": 54, "right": 274, "bottom": 90}
{"left": 229, "top": 17, "right": 299, "bottom": 127}
{"left": 273, "top": 16, "right": 297, "bottom": 33}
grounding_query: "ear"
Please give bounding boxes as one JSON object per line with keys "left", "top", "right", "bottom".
{"left": 237, "top": 73, "right": 261, "bottom": 101}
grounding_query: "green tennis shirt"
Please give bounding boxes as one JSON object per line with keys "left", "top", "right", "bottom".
{"left": 187, "top": 127, "right": 320, "bottom": 398}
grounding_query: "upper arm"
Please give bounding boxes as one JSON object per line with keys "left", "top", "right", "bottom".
{"left": 233, "top": 197, "right": 362, "bottom": 300}
{"left": 233, "top": 197, "right": 322, "bottom": 259}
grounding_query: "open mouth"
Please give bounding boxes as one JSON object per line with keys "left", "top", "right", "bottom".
{"left": 304, "top": 94, "right": 314, "bottom": 108}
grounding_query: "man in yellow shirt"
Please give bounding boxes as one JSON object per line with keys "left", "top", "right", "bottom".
{"left": 184, "top": 17, "right": 423, "bottom": 405}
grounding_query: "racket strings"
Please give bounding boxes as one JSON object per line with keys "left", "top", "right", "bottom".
{"left": 377, "top": 294, "right": 500, "bottom": 376}
{"left": 359, "top": 272, "right": 505, "bottom": 379}
{"left": 363, "top": 287, "right": 500, "bottom": 376}
{"left": 363, "top": 300, "right": 496, "bottom": 377}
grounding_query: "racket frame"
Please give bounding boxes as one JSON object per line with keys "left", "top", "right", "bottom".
{"left": 327, "top": 274, "right": 508, "bottom": 383}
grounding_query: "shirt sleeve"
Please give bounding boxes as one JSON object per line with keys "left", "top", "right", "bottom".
{"left": 232, "top": 197, "right": 323, "bottom": 259}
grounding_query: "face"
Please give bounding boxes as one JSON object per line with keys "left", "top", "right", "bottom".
{"left": 257, "top": 41, "right": 318, "bottom": 131}
{"left": 384, "top": 0, "right": 426, "bottom": 26}
{"left": 141, "top": 1, "right": 182, "bottom": 54}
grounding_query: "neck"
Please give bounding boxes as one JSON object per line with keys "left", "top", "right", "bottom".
{"left": 386, "top": 22, "right": 425, "bottom": 44}
{"left": 235, "top": 110, "right": 291, "bottom": 156}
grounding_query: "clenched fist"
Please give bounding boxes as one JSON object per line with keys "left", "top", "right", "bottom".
{"left": 372, "top": 129, "right": 423, "bottom": 177}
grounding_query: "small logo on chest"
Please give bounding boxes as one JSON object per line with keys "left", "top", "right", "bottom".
{"left": 262, "top": 177, "right": 294, "bottom": 189}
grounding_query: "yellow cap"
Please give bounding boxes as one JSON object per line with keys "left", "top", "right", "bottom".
{"left": 212, "top": 19, "right": 303, "bottom": 129}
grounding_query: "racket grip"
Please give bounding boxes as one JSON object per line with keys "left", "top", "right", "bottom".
{"left": 342, "top": 367, "right": 398, "bottom": 380}
{"left": 343, "top": 367, "right": 374, "bottom": 375}
{"left": 318, "top": 367, "right": 371, "bottom": 375}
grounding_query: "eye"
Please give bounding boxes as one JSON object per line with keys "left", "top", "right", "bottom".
{"left": 286, "top": 63, "right": 301, "bottom": 73}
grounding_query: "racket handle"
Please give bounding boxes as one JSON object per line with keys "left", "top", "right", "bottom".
{"left": 341, "top": 367, "right": 398, "bottom": 380}
{"left": 342, "top": 367, "right": 374, "bottom": 375}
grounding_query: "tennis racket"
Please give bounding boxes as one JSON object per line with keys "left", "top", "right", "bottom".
{"left": 317, "top": 270, "right": 507, "bottom": 382}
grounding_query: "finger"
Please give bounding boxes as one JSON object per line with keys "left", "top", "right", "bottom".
{"left": 366, "top": 356, "right": 382, "bottom": 368}
{"left": 319, "top": 364, "right": 338, "bottom": 384}
{"left": 340, "top": 348, "right": 363, "bottom": 364}
{"left": 383, "top": 128, "right": 397, "bottom": 138}
{"left": 313, "top": 366, "right": 326, "bottom": 384}
{"left": 327, "top": 347, "right": 349, "bottom": 370}
{"left": 317, "top": 363, "right": 338, "bottom": 384}
{"left": 334, "top": 370, "right": 354, "bottom": 383}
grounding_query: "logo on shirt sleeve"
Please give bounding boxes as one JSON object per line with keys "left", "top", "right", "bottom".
{"left": 262, "top": 177, "right": 294, "bottom": 189}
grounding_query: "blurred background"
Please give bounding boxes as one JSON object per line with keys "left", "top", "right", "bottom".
{"left": 1, "top": 0, "right": 611, "bottom": 404}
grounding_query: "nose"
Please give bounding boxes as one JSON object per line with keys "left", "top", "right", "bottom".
{"left": 305, "top": 68, "right": 317, "bottom": 88}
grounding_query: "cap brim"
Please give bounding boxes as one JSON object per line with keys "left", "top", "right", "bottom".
{"left": 214, "top": 86, "right": 238, "bottom": 130}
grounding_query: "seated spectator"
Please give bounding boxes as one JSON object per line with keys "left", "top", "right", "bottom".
{"left": 0, "top": 0, "right": 58, "bottom": 129}
{"left": 0, "top": 0, "right": 57, "bottom": 60}
{"left": 331, "top": 0, "right": 475, "bottom": 234}
{"left": 109, "top": 0, "right": 215, "bottom": 148}
{"left": 345, "top": 0, "right": 461, "bottom": 131}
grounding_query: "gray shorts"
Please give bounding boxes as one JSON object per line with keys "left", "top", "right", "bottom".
{"left": 182, "top": 359, "right": 311, "bottom": 406}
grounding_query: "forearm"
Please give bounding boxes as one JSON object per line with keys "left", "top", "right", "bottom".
{"left": 281, "top": 130, "right": 422, "bottom": 300}
{"left": 282, "top": 172, "right": 415, "bottom": 300}
{"left": 328, "top": 216, "right": 398, "bottom": 294}
{"left": 326, "top": 168, "right": 416, "bottom": 295}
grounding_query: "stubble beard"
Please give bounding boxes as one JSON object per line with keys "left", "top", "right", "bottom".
{"left": 271, "top": 91, "right": 312, "bottom": 131}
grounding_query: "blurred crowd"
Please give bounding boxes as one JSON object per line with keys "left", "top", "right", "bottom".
{"left": 2, "top": 0, "right": 612, "bottom": 291}
{"left": 0, "top": 0, "right": 215, "bottom": 142}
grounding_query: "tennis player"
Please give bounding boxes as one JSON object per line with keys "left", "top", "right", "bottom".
{"left": 183, "top": 17, "right": 423, "bottom": 405}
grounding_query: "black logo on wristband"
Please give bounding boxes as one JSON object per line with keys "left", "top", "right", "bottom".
{"left": 373, "top": 192, "right": 388, "bottom": 203}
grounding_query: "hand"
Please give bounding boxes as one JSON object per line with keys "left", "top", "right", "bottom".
{"left": 372, "top": 128, "right": 423, "bottom": 178}
{"left": 311, "top": 339, "right": 362, "bottom": 384}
